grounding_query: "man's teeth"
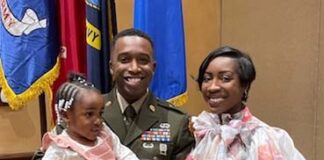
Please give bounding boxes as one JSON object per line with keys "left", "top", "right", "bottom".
{"left": 127, "top": 77, "right": 141, "bottom": 82}
{"left": 210, "top": 97, "right": 221, "bottom": 102}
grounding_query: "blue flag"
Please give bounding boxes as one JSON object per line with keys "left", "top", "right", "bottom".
{"left": 134, "top": 0, "right": 188, "bottom": 106}
{"left": 86, "top": 0, "right": 117, "bottom": 93}
{"left": 0, "top": 0, "right": 59, "bottom": 109}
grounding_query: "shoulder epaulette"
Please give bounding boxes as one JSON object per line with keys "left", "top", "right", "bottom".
{"left": 156, "top": 98, "right": 186, "bottom": 115}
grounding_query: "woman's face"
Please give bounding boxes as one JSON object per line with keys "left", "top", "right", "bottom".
{"left": 201, "top": 56, "right": 245, "bottom": 114}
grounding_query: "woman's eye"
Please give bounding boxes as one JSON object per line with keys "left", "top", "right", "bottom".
{"left": 202, "top": 75, "right": 211, "bottom": 82}
{"left": 221, "top": 75, "right": 232, "bottom": 82}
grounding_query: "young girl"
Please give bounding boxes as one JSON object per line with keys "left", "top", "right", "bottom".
{"left": 41, "top": 73, "right": 138, "bottom": 160}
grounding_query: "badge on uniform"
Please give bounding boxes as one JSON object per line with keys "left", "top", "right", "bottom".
{"left": 142, "top": 142, "right": 154, "bottom": 149}
{"left": 149, "top": 105, "right": 156, "bottom": 112}
{"left": 159, "top": 143, "right": 167, "bottom": 156}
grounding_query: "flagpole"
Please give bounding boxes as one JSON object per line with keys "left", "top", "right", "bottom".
{"left": 39, "top": 93, "right": 47, "bottom": 138}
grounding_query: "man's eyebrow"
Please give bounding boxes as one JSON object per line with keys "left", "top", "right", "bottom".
{"left": 117, "top": 52, "right": 129, "bottom": 56}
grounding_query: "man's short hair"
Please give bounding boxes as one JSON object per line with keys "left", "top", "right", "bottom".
{"left": 111, "top": 28, "right": 154, "bottom": 51}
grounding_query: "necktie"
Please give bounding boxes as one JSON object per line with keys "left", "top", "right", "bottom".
{"left": 124, "top": 105, "right": 136, "bottom": 129}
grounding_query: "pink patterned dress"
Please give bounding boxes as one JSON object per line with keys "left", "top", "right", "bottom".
{"left": 41, "top": 124, "right": 139, "bottom": 160}
{"left": 41, "top": 130, "right": 116, "bottom": 160}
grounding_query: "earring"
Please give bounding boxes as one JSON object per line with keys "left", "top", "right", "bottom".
{"left": 242, "top": 90, "right": 248, "bottom": 102}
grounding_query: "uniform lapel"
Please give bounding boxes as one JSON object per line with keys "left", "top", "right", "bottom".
{"left": 102, "top": 89, "right": 127, "bottom": 141}
{"left": 123, "top": 92, "right": 160, "bottom": 146}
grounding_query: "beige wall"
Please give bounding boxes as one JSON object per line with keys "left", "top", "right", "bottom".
{"left": 221, "top": 0, "right": 323, "bottom": 159}
{"left": 317, "top": 0, "right": 324, "bottom": 159}
{"left": 115, "top": 1, "right": 133, "bottom": 30}
{"left": 0, "top": 99, "right": 40, "bottom": 156}
{"left": 182, "top": 1, "right": 221, "bottom": 115}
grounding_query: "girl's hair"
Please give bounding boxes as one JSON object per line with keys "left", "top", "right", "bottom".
{"left": 55, "top": 72, "right": 98, "bottom": 124}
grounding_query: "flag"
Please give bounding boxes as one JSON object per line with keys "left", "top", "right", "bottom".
{"left": 0, "top": 0, "right": 60, "bottom": 110}
{"left": 51, "top": 0, "right": 87, "bottom": 123}
{"left": 134, "top": 0, "right": 188, "bottom": 106}
{"left": 86, "top": 0, "right": 117, "bottom": 93}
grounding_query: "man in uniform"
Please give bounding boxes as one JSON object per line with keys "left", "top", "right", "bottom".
{"left": 102, "top": 28, "right": 194, "bottom": 160}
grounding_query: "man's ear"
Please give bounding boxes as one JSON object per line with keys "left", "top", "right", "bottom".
{"left": 152, "top": 61, "right": 157, "bottom": 73}
{"left": 109, "top": 61, "right": 114, "bottom": 75}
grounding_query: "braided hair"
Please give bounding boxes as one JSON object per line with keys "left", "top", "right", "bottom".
{"left": 55, "top": 73, "right": 98, "bottom": 124}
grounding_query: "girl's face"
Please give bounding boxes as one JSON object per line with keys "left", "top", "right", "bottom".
{"left": 65, "top": 90, "right": 104, "bottom": 146}
{"left": 201, "top": 56, "right": 245, "bottom": 114}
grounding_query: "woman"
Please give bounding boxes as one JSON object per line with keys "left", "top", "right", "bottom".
{"left": 186, "top": 46, "right": 305, "bottom": 160}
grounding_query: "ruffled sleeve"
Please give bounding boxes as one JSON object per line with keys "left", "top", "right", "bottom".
{"left": 102, "top": 124, "right": 139, "bottom": 160}
{"left": 249, "top": 124, "right": 305, "bottom": 160}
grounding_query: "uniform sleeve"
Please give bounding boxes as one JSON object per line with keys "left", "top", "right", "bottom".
{"left": 103, "top": 124, "right": 139, "bottom": 160}
{"left": 172, "top": 114, "right": 195, "bottom": 160}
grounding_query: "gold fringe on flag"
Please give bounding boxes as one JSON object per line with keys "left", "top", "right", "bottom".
{"left": 167, "top": 91, "right": 188, "bottom": 107}
{"left": 0, "top": 58, "right": 60, "bottom": 110}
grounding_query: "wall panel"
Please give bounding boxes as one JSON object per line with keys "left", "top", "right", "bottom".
{"left": 0, "top": 99, "right": 40, "bottom": 156}
{"left": 316, "top": 0, "right": 324, "bottom": 159}
{"left": 221, "top": 0, "right": 320, "bottom": 159}
{"left": 182, "top": 0, "right": 221, "bottom": 115}
{"left": 115, "top": 1, "right": 133, "bottom": 30}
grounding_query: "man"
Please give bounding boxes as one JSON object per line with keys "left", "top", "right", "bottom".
{"left": 102, "top": 28, "right": 194, "bottom": 160}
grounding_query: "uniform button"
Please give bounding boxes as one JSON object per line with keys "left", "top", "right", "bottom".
{"left": 153, "top": 156, "right": 159, "bottom": 160}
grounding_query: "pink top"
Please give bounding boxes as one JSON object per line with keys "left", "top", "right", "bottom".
{"left": 42, "top": 130, "right": 116, "bottom": 160}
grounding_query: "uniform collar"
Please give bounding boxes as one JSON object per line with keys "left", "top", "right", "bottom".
{"left": 116, "top": 89, "right": 148, "bottom": 114}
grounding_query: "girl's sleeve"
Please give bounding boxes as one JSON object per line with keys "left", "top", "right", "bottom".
{"left": 103, "top": 123, "right": 139, "bottom": 160}
{"left": 43, "top": 144, "right": 82, "bottom": 160}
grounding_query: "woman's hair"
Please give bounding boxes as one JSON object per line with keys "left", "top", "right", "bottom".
{"left": 197, "top": 46, "right": 256, "bottom": 101}
{"left": 55, "top": 72, "right": 99, "bottom": 124}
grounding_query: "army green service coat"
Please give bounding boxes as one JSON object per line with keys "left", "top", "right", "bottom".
{"left": 102, "top": 89, "right": 195, "bottom": 160}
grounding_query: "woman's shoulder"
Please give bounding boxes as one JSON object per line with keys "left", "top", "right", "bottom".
{"left": 246, "top": 117, "right": 305, "bottom": 159}
{"left": 246, "top": 117, "right": 300, "bottom": 151}
{"left": 245, "top": 116, "right": 290, "bottom": 139}
{"left": 248, "top": 116, "right": 289, "bottom": 134}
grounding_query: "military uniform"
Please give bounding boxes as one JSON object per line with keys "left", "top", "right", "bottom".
{"left": 102, "top": 89, "right": 195, "bottom": 160}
